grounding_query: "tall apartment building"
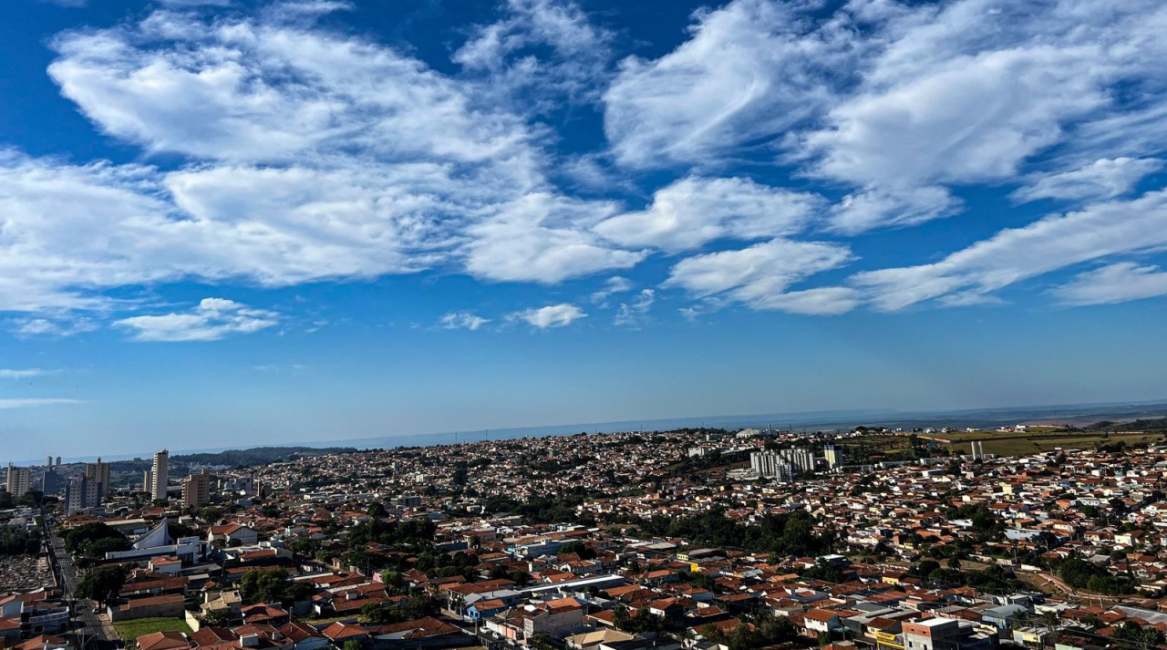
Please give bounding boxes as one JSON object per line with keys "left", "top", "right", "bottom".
{"left": 5, "top": 464, "right": 30, "bottom": 499}
{"left": 150, "top": 450, "right": 169, "bottom": 501}
{"left": 182, "top": 470, "right": 212, "bottom": 508}
{"left": 85, "top": 457, "right": 112, "bottom": 497}
{"left": 143, "top": 470, "right": 153, "bottom": 496}
{"left": 778, "top": 447, "right": 816, "bottom": 474}
{"left": 64, "top": 476, "right": 102, "bottom": 515}
{"left": 824, "top": 444, "right": 845, "bottom": 469}
{"left": 750, "top": 448, "right": 816, "bottom": 483}
{"left": 750, "top": 451, "right": 793, "bottom": 482}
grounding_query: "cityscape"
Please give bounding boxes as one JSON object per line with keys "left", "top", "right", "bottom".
{"left": 6, "top": 420, "right": 1167, "bottom": 650}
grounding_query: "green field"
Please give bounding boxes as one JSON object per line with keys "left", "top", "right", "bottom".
{"left": 112, "top": 617, "right": 193, "bottom": 642}
{"left": 935, "top": 433, "right": 1162, "bottom": 457}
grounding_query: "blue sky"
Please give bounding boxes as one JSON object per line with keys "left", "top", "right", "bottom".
{"left": 3, "top": 0, "right": 1167, "bottom": 462}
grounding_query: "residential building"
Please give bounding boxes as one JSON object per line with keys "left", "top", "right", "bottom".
{"left": 5, "top": 465, "right": 30, "bottom": 499}
{"left": 150, "top": 450, "right": 169, "bottom": 501}
{"left": 182, "top": 470, "right": 212, "bottom": 508}
{"left": 85, "top": 458, "right": 112, "bottom": 497}
{"left": 824, "top": 444, "right": 844, "bottom": 469}
{"left": 63, "top": 476, "right": 102, "bottom": 515}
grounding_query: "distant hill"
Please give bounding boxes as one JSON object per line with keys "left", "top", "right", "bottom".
{"left": 171, "top": 446, "right": 357, "bottom": 468}
{"left": 101, "top": 446, "right": 358, "bottom": 474}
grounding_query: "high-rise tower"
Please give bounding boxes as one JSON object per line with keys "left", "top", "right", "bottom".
{"left": 150, "top": 450, "right": 169, "bottom": 501}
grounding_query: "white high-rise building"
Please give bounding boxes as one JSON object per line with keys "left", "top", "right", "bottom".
{"left": 824, "top": 444, "right": 844, "bottom": 469}
{"left": 779, "top": 448, "right": 816, "bottom": 474}
{"left": 5, "top": 464, "right": 30, "bottom": 499}
{"left": 151, "top": 450, "right": 169, "bottom": 501}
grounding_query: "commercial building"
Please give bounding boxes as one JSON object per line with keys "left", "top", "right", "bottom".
{"left": 150, "top": 450, "right": 169, "bottom": 501}
{"left": 5, "top": 464, "right": 30, "bottom": 499}
{"left": 182, "top": 470, "right": 212, "bottom": 508}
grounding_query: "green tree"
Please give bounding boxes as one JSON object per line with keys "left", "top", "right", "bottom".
{"left": 367, "top": 502, "right": 388, "bottom": 518}
{"left": 77, "top": 565, "right": 128, "bottom": 606}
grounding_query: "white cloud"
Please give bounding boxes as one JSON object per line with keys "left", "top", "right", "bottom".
{"left": 1052, "top": 262, "right": 1167, "bottom": 306}
{"left": 115, "top": 298, "right": 279, "bottom": 341}
{"left": 828, "top": 186, "right": 960, "bottom": 235}
{"left": 853, "top": 189, "right": 1167, "bottom": 310}
{"left": 0, "top": 369, "right": 52, "bottom": 380}
{"left": 1012, "top": 157, "right": 1163, "bottom": 203}
{"left": 507, "top": 303, "right": 586, "bottom": 328}
{"left": 594, "top": 176, "right": 823, "bottom": 252}
{"left": 0, "top": 5, "right": 647, "bottom": 318}
{"left": 48, "top": 8, "right": 538, "bottom": 165}
{"left": 604, "top": 0, "right": 855, "bottom": 168}
{"left": 590, "top": 276, "right": 632, "bottom": 306}
{"left": 11, "top": 316, "right": 99, "bottom": 338}
{"left": 454, "top": 0, "right": 612, "bottom": 106}
{"left": 440, "top": 311, "right": 491, "bottom": 331}
{"left": 0, "top": 399, "right": 83, "bottom": 409}
{"left": 664, "top": 239, "right": 857, "bottom": 314}
{"left": 606, "top": 0, "right": 1167, "bottom": 232}
{"left": 464, "top": 193, "right": 645, "bottom": 283}
{"left": 158, "top": 0, "right": 232, "bottom": 6}
{"left": 614, "top": 289, "right": 655, "bottom": 328}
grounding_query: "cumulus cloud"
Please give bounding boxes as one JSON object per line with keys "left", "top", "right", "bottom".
{"left": 1052, "top": 262, "right": 1167, "bottom": 306}
{"left": 115, "top": 298, "right": 279, "bottom": 341}
{"left": 595, "top": 177, "right": 823, "bottom": 252}
{"left": 507, "top": 303, "right": 586, "bottom": 328}
{"left": 664, "top": 239, "right": 857, "bottom": 315}
{"left": 439, "top": 311, "right": 491, "bottom": 331}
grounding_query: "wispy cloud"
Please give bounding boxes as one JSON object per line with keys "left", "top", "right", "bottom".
{"left": 439, "top": 311, "right": 491, "bottom": 331}
{"left": 614, "top": 289, "right": 655, "bottom": 328}
{"left": 665, "top": 239, "right": 858, "bottom": 315}
{"left": 115, "top": 298, "right": 279, "bottom": 342}
{"left": 0, "top": 399, "right": 83, "bottom": 409}
{"left": 1052, "top": 262, "right": 1167, "bottom": 306}
{"left": 0, "top": 369, "right": 56, "bottom": 380}
{"left": 590, "top": 276, "right": 633, "bottom": 306}
{"left": 852, "top": 189, "right": 1167, "bottom": 311}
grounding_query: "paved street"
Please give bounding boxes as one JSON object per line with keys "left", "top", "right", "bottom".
{"left": 44, "top": 516, "right": 121, "bottom": 650}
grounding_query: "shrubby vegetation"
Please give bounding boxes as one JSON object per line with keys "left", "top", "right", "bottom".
{"left": 0, "top": 528, "right": 41, "bottom": 556}
{"left": 239, "top": 568, "right": 317, "bottom": 606}
{"left": 630, "top": 508, "right": 836, "bottom": 558}
{"left": 64, "top": 523, "right": 129, "bottom": 560}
